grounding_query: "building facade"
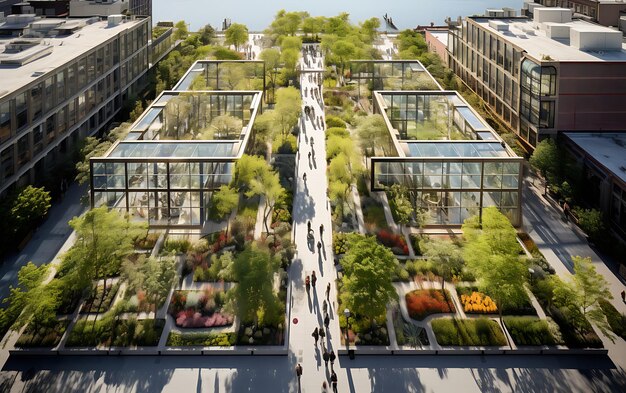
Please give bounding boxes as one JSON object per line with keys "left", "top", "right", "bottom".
{"left": 0, "top": 15, "right": 150, "bottom": 196}
{"left": 448, "top": 8, "right": 626, "bottom": 149}
{"left": 129, "top": 0, "right": 150, "bottom": 17}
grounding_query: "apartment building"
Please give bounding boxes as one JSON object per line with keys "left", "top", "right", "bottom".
{"left": 448, "top": 8, "right": 626, "bottom": 149}
{"left": 0, "top": 14, "right": 150, "bottom": 196}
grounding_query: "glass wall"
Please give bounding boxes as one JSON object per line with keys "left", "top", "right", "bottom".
{"left": 175, "top": 61, "right": 266, "bottom": 92}
{"left": 92, "top": 159, "right": 234, "bottom": 227}
{"left": 371, "top": 158, "right": 522, "bottom": 226}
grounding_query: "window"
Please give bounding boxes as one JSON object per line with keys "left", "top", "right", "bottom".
{"left": 56, "top": 71, "right": 65, "bottom": 102}
{"left": 539, "top": 101, "right": 555, "bottom": 128}
{"left": 540, "top": 66, "right": 556, "bottom": 96}
{"left": 16, "top": 134, "right": 29, "bottom": 167}
{"left": 44, "top": 77, "right": 55, "bottom": 112}
{"left": 78, "top": 58, "right": 87, "bottom": 87}
{"left": 32, "top": 125, "right": 43, "bottom": 155}
{"left": 67, "top": 63, "right": 76, "bottom": 93}
{"left": 15, "top": 92, "right": 28, "bottom": 130}
{"left": 31, "top": 83, "right": 43, "bottom": 121}
{"left": 0, "top": 100, "right": 10, "bottom": 143}
{"left": 45, "top": 114, "right": 56, "bottom": 142}
{"left": 1, "top": 146, "right": 14, "bottom": 181}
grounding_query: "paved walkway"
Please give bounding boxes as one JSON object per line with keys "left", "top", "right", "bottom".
{"left": 0, "top": 182, "right": 86, "bottom": 300}
{"left": 288, "top": 43, "right": 344, "bottom": 392}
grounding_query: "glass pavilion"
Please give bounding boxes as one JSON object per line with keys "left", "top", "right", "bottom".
{"left": 370, "top": 91, "right": 523, "bottom": 226}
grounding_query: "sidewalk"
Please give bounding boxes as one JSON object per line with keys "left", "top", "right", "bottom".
{"left": 0, "top": 182, "right": 87, "bottom": 300}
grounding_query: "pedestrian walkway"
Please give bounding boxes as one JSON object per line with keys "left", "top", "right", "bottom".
{"left": 288, "top": 43, "right": 343, "bottom": 392}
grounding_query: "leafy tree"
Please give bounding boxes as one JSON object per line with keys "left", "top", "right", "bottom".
{"left": 247, "top": 165, "right": 285, "bottom": 233}
{"left": 210, "top": 185, "right": 239, "bottom": 220}
{"left": 198, "top": 24, "right": 216, "bottom": 45}
{"left": 68, "top": 207, "right": 147, "bottom": 310}
{"left": 332, "top": 39, "right": 356, "bottom": 80}
{"left": 530, "top": 138, "right": 559, "bottom": 195}
{"left": 228, "top": 243, "right": 281, "bottom": 325}
{"left": 553, "top": 256, "right": 614, "bottom": 340}
{"left": 207, "top": 115, "right": 243, "bottom": 139}
{"left": 225, "top": 23, "right": 249, "bottom": 51}
{"left": 340, "top": 235, "right": 399, "bottom": 326}
{"left": 259, "top": 48, "right": 281, "bottom": 101}
{"left": 573, "top": 208, "right": 604, "bottom": 241}
{"left": 302, "top": 16, "right": 325, "bottom": 39}
{"left": 10, "top": 186, "right": 51, "bottom": 228}
{"left": 423, "top": 238, "right": 462, "bottom": 290}
{"left": 231, "top": 154, "right": 268, "bottom": 192}
{"left": 129, "top": 100, "right": 144, "bottom": 122}
{"left": 174, "top": 21, "right": 188, "bottom": 40}
{"left": 462, "top": 207, "right": 526, "bottom": 347}
{"left": 356, "top": 115, "right": 389, "bottom": 157}
{"left": 0, "top": 262, "right": 50, "bottom": 334}
{"left": 329, "top": 179, "right": 350, "bottom": 222}
{"left": 273, "top": 87, "right": 302, "bottom": 140}
{"left": 326, "top": 135, "right": 354, "bottom": 161}
{"left": 360, "top": 17, "right": 380, "bottom": 44}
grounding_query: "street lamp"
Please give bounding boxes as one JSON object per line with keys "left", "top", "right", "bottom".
{"left": 528, "top": 267, "right": 536, "bottom": 286}
{"left": 343, "top": 308, "right": 351, "bottom": 349}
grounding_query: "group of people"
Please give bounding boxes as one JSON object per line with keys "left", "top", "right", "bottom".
{"left": 296, "top": 45, "right": 339, "bottom": 393}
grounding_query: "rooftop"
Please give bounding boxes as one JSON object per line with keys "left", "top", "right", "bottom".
{"left": 427, "top": 30, "right": 449, "bottom": 46}
{"left": 348, "top": 60, "right": 442, "bottom": 91}
{"left": 471, "top": 8, "right": 626, "bottom": 62}
{"left": 564, "top": 132, "right": 626, "bottom": 184}
{"left": 374, "top": 91, "right": 518, "bottom": 159}
{"left": 0, "top": 15, "right": 145, "bottom": 99}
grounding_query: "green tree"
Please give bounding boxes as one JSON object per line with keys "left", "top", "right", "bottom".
{"left": 360, "top": 17, "right": 381, "bottom": 44}
{"left": 340, "top": 235, "right": 398, "bottom": 326}
{"left": 122, "top": 255, "right": 176, "bottom": 313}
{"left": 231, "top": 154, "right": 268, "bottom": 192}
{"left": 573, "top": 208, "right": 604, "bottom": 241}
{"left": 326, "top": 135, "right": 354, "bottom": 161}
{"left": 259, "top": 48, "right": 281, "bottom": 101}
{"left": 302, "top": 16, "right": 325, "bottom": 39}
{"left": 247, "top": 166, "right": 285, "bottom": 233}
{"left": 198, "top": 24, "right": 216, "bottom": 45}
{"left": 423, "top": 238, "right": 462, "bottom": 290}
{"left": 462, "top": 207, "right": 526, "bottom": 347}
{"left": 225, "top": 23, "right": 249, "bottom": 51}
{"left": 129, "top": 100, "right": 144, "bottom": 122}
{"left": 68, "top": 207, "right": 147, "bottom": 310}
{"left": 553, "top": 256, "right": 614, "bottom": 340}
{"left": 0, "top": 262, "right": 50, "bottom": 334}
{"left": 332, "top": 39, "right": 356, "bottom": 81}
{"left": 210, "top": 185, "right": 239, "bottom": 220}
{"left": 228, "top": 243, "right": 281, "bottom": 325}
{"left": 174, "top": 21, "right": 188, "bottom": 40}
{"left": 530, "top": 138, "right": 559, "bottom": 195}
{"left": 356, "top": 115, "right": 390, "bottom": 157}
{"left": 10, "top": 186, "right": 51, "bottom": 228}
{"left": 273, "top": 87, "right": 302, "bottom": 140}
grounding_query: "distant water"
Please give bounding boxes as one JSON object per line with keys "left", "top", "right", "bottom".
{"left": 153, "top": 0, "right": 522, "bottom": 31}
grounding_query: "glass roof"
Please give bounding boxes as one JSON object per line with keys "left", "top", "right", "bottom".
{"left": 406, "top": 142, "right": 510, "bottom": 158}
{"left": 456, "top": 107, "right": 490, "bottom": 131}
{"left": 108, "top": 142, "right": 238, "bottom": 159}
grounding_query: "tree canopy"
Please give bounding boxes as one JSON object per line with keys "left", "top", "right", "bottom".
{"left": 224, "top": 23, "right": 249, "bottom": 51}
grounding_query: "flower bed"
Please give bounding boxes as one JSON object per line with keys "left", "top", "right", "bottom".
{"left": 432, "top": 317, "right": 507, "bottom": 346}
{"left": 167, "top": 331, "right": 236, "bottom": 346}
{"left": 460, "top": 291, "right": 497, "bottom": 314}
{"left": 15, "top": 320, "right": 69, "bottom": 348}
{"left": 503, "top": 316, "right": 559, "bottom": 346}
{"left": 405, "top": 289, "right": 455, "bottom": 321}
{"left": 169, "top": 289, "right": 233, "bottom": 329}
{"left": 376, "top": 229, "right": 408, "bottom": 255}
{"left": 66, "top": 318, "right": 164, "bottom": 347}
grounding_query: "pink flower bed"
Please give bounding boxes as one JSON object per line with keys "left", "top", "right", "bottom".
{"left": 175, "top": 309, "right": 234, "bottom": 328}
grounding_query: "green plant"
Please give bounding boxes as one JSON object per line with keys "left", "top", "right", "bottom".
{"left": 503, "top": 316, "right": 558, "bottom": 346}
{"left": 573, "top": 207, "right": 604, "bottom": 240}
{"left": 325, "top": 115, "right": 347, "bottom": 128}
{"left": 164, "top": 238, "right": 192, "bottom": 253}
{"left": 167, "top": 332, "right": 236, "bottom": 346}
{"left": 431, "top": 317, "right": 507, "bottom": 346}
{"left": 598, "top": 299, "right": 626, "bottom": 340}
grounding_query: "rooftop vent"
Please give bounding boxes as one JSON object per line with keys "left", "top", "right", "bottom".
{"left": 489, "top": 20, "right": 509, "bottom": 32}
{"left": 107, "top": 14, "right": 124, "bottom": 27}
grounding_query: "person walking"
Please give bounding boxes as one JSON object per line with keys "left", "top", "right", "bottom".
{"left": 329, "top": 350, "right": 336, "bottom": 368}
{"left": 323, "top": 299, "right": 328, "bottom": 315}
{"left": 305, "top": 275, "right": 310, "bottom": 292}
{"left": 324, "top": 312, "right": 330, "bottom": 329}
{"left": 326, "top": 283, "right": 331, "bottom": 301}
{"left": 319, "top": 324, "right": 325, "bottom": 340}
{"left": 303, "top": 172, "right": 307, "bottom": 182}
{"left": 319, "top": 224, "right": 324, "bottom": 237}
{"left": 295, "top": 363, "right": 303, "bottom": 384}
{"left": 312, "top": 327, "right": 319, "bottom": 345}
{"left": 330, "top": 370, "right": 338, "bottom": 393}
{"left": 322, "top": 349, "right": 330, "bottom": 368}
{"left": 563, "top": 201, "right": 571, "bottom": 221}
{"left": 621, "top": 290, "right": 625, "bottom": 303}
{"left": 311, "top": 271, "right": 317, "bottom": 288}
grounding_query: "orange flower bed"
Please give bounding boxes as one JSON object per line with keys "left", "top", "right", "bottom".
{"left": 405, "top": 289, "right": 455, "bottom": 321}
{"left": 461, "top": 292, "right": 498, "bottom": 314}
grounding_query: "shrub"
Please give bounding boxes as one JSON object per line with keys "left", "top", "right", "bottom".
{"left": 326, "top": 127, "right": 349, "bottom": 139}
{"left": 333, "top": 232, "right": 349, "bottom": 255}
{"left": 15, "top": 320, "right": 69, "bottom": 348}
{"left": 405, "top": 289, "right": 455, "bottom": 321}
{"left": 432, "top": 318, "right": 507, "bottom": 346}
{"left": 164, "top": 238, "right": 191, "bottom": 253}
{"left": 134, "top": 232, "right": 160, "bottom": 250}
{"left": 376, "top": 229, "right": 408, "bottom": 255}
{"left": 167, "top": 332, "right": 236, "bottom": 346}
{"left": 598, "top": 299, "right": 626, "bottom": 340}
{"left": 325, "top": 115, "right": 346, "bottom": 129}
{"left": 573, "top": 207, "right": 604, "bottom": 240}
{"left": 503, "top": 316, "right": 557, "bottom": 346}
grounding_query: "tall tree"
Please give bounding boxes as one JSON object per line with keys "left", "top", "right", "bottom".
{"left": 356, "top": 115, "right": 390, "bottom": 157}
{"left": 228, "top": 243, "right": 281, "bottom": 325}
{"left": 174, "top": 21, "right": 188, "bottom": 40}
{"left": 259, "top": 48, "right": 281, "bottom": 101}
{"left": 423, "top": 238, "right": 462, "bottom": 290}
{"left": 1, "top": 262, "right": 51, "bottom": 333}
{"left": 529, "top": 138, "right": 559, "bottom": 195}
{"left": 273, "top": 87, "right": 302, "bottom": 140}
{"left": 553, "top": 256, "right": 614, "bottom": 340}
{"left": 225, "top": 23, "right": 249, "bottom": 52}
{"left": 231, "top": 154, "right": 268, "bottom": 192}
{"left": 247, "top": 166, "right": 285, "bottom": 233}
{"left": 340, "top": 235, "right": 398, "bottom": 326}
{"left": 210, "top": 185, "right": 239, "bottom": 220}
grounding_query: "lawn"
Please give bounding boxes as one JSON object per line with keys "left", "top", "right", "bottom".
{"left": 503, "top": 316, "right": 559, "bottom": 346}
{"left": 15, "top": 320, "right": 69, "bottom": 348}
{"left": 432, "top": 317, "right": 507, "bottom": 346}
{"left": 405, "top": 289, "right": 455, "bottom": 321}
